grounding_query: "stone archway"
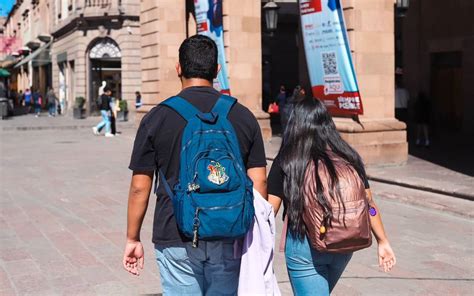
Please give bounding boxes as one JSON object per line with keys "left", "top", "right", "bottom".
{"left": 88, "top": 38, "right": 122, "bottom": 113}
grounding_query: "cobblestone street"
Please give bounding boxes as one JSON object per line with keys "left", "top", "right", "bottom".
{"left": 1, "top": 116, "right": 473, "bottom": 295}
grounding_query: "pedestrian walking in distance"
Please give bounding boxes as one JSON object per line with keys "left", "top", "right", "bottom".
{"left": 33, "top": 89, "right": 42, "bottom": 117}
{"left": 92, "top": 87, "right": 114, "bottom": 137}
{"left": 276, "top": 84, "right": 289, "bottom": 131}
{"left": 109, "top": 96, "right": 118, "bottom": 136}
{"left": 415, "top": 92, "right": 431, "bottom": 148}
{"left": 123, "top": 34, "right": 267, "bottom": 295}
{"left": 135, "top": 91, "right": 142, "bottom": 109}
{"left": 24, "top": 88, "right": 32, "bottom": 113}
{"left": 267, "top": 98, "right": 396, "bottom": 295}
{"left": 46, "top": 87, "right": 59, "bottom": 117}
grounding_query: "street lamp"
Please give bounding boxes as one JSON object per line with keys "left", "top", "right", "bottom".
{"left": 263, "top": 1, "right": 280, "bottom": 35}
{"left": 396, "top": 0, "right": 409, "bottom": 17}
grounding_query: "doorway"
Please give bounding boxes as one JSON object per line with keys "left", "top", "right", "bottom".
{"left": 87, "top": 38, "right": 122, "bottom": 114}
{"left": 430, "top": 52, "right": 463, "bottom": 131}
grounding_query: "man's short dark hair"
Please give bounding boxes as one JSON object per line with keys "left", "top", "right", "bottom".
{"left": 103, "top": 87, "right": 111, "bottom": 93}
{"left": 179, "top": 35, "right": 218, "bottom": 82}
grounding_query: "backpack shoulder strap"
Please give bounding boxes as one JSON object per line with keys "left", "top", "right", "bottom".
{"left": 160, "top": 96, "right": 200, "bottom": 122}
{"left": 211, "top": 95, "right": 236, "bottom": 118}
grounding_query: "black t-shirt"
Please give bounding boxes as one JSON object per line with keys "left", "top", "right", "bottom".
{"left": 267, "top": 155, "right": 370, "bottom": 207}
{"left": 100, "top": 94, "right": 111, "bottom": 111}
{"left": 129, "top": 86, "right": 267, "bottom": 245}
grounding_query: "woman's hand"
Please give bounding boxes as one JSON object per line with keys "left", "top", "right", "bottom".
{"left": 377, "top": 240, "right": 396, "bottom": 272}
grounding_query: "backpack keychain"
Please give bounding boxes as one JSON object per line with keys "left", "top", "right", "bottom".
{"left": 319, "top": 225, "right": 326, "bottom": 234}
{"left": 319, "top": 214, "right": 330, "bottom": 235}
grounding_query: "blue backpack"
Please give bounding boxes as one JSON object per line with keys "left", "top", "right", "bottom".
{"left": 158, "top": 95, "right": 255, "bottom": 247}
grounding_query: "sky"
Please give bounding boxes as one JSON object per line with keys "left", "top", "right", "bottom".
{"left": 0, "top": 0, "right": 15, "bottom": 17}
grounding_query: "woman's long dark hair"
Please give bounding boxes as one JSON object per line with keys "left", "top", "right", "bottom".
{"left": 279, "top": 98, "right": 367, "bottom": 239}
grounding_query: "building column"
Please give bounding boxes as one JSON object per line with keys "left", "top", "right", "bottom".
{"left": 336, "top": 0, "right": 408, "bottom": 165}
{"left": 138, "top": 0, "right": 186, "bottom": 118}
{"left": 139, "top": 0, "right": 271, "bottom": 140}
{"left": 223, "top": 0, "right": 271, "bottom": 140}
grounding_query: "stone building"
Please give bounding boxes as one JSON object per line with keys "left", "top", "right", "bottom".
{"left": 2, "top": 0, "right": 53, "bottom": 96}
{"left": 50, "top": 0, "right": 141, "bottom": 114}
{"left": 2, "top": 0, "right": 141, "bottom": 113}
{"left": 139, "top": 0, "right": 407, "bottom": 165}
{"left": 401, "top": 0, "right": 474, "bottom": 135}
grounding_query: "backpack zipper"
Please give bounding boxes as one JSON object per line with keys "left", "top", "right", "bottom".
{"left": 182, "top": 130, "right": 231, "bottom": 151}
{"left": 191, "top": 201, "right": 245, "bottom": 248}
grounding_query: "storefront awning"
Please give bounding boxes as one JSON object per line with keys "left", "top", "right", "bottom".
{"left": 0, "top": 69, "right": 10, "bottom": 77}
{"left": 14, "top": 40, "right": 53, "bottom": 69}
{"left": 0, "top": 56, "right": 18, "bottom": 69}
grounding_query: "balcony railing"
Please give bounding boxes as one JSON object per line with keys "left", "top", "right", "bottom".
{"left": 85, "top": 0, "right": 112, "bottom": 8}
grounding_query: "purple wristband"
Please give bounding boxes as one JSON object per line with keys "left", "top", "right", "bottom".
{"left": 369, "top": 207, "right": 377, "bottom": 216}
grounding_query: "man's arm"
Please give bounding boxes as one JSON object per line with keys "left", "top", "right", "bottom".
{"left": 247, "top": 167, "right": 267, "bottom": 200}
{"left": 123, "top": 171, "right": 153, "bottom": 276}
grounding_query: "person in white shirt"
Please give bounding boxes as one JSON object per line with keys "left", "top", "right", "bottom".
{"left": 395, "top": 83, "right": 410, "bottom": 123}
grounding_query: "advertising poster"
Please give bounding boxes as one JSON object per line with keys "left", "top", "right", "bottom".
{"left": 194, "top": 0, "right": 231, "bottom": 94}
{"left": 300, "top": 0, "right": 364, "bottom": 115}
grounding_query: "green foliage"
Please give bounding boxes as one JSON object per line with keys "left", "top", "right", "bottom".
{"left": 74, "top": 97, "right": 85, "bottom": 109}
{"left": 119, "top": 99, "right": 128, "bottom": 112}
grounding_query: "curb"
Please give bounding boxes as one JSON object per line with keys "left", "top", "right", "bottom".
{"left": 1, "top": 123, "right": 136, "bottom": 132}
{"left": 367, "top": 176, "right": 474, "bottom": 201}
{"left": 267, "top": 156, "right": 473, "bottom": 202}
{"left": 2, "top": 125, "right": 94, "bottom": 131}
{"left": 369, "top": 180, "right": 474, "bottom": 219}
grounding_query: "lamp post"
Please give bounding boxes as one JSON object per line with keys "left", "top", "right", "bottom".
{"left": 396, "top": 0, "right": 409, "bottom": 17}
{"left": 263, "top": 0, "right": 280, "bottom": 36}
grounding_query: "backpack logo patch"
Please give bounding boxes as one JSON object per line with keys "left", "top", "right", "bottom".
{"left": 207, "top": 161, "right": 229, "bottom": 185}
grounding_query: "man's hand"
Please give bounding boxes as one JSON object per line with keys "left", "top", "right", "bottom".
{"left": 124, "top": 171, "right": 153, "bottom": 276}
{"left": 123, "top": 240, "right": 144, "bottom": 276}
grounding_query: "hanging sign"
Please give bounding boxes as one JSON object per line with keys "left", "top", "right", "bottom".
{"left": 300, "top": 0, "right": 363, "bottom": 115}
{"left": 194, "top": 0, "right": 231, "bottom": 94}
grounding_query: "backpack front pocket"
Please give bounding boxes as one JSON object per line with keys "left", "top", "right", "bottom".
{"left": 194, "top": 200, "right": 247, "bottom": 240}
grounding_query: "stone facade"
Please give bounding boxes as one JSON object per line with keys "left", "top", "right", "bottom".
{"left": 138, "top": 0, "right": 271, "bottom": 139}
{"left": 402, "top": 0, "right": 474, "bottom": 135}
{"left": 50, "top": 0, "right": 141, "bottom": 113}
{"left": 336, "top": 0, "right": 408, "bottom": 165}
{"left": 2, "top": 0, "right": 54, "bottom": 95}
{"left": 139, "top": 0, "right": 407, "bottom": 165}
{"left": 139, "top": 0, "right": 185, "bottom": 111}
{"left": 2, "top": 0, "right": 141, "bottom": 113}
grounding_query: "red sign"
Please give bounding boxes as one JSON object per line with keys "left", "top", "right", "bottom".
{"left": 197, "top": 22, "right": 208, "bottom": 33}
{"left": 300, "top": 0, "right": 322, "bottom": 15}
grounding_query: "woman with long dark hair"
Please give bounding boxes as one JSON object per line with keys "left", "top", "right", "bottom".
{"left": 268, "top": 98, "right": 396, "bottom": 295}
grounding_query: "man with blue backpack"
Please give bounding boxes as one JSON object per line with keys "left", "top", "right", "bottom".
{"left": 123, "top": 35, "right": 267, "bottom": 295}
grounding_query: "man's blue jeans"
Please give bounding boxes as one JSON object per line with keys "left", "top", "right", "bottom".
{"left": 48, "top": 104, "right": 56, "bottom": 116}
{"left": 285, "top": 234, "right": 352, "bottom": 296}
{"left": 96, "top": 110, "right": 110, "bottom": 134}
{"left": 155, "top": 240, "right": 241, "bottom": 295}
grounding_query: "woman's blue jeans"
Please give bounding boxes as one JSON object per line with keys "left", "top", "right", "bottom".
{"left": 285, "top": 234, "right": 353, "bottom": 296}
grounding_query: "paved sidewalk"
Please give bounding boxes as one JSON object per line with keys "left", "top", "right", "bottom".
{"left": 1, "top": 122, "right": 473, "bottom": 295}
{"left": 264, "top": 137, "right": 474, "bottom": 201}
{"left": 0, "top": 112, "right": 136, "bottom": 132}
{"left": 366, "top": 157, "right": 474, "bottom": 200}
